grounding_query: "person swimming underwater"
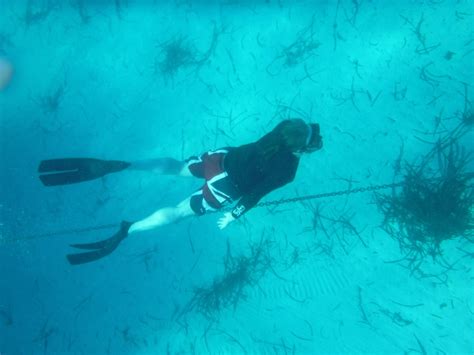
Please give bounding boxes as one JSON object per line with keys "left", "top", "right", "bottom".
{"left": 38, "top": 119, "right": 323, "bottom": 265}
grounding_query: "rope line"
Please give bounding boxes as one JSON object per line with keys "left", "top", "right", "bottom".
{"left": 1, "top": 181, "right": 404, "bottom": 245}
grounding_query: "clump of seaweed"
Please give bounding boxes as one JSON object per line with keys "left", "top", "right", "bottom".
{"left": 266, "top": 16, "right": 320, "bottom": 76}
{"left": 34, "top": 80, "right": 67, "bottom": 116}
{"left": 30, "top": 79, "right": 68, "bottom": 135}
{"left": 19, "top": 0, "right": 57, "bottom": 28}
{"left": 307, "top": 203, "right": 367, "bottom": 258}
{"left": 179, "top": 237, "right": 273, "bottom": 321}
{"left": 281, "top": 34, "right": 320, "bottom": 68}
{"left": 376, "top": 135, "right": 473, "bottom": 276}
{"left": 71, "top": 0, "right": 91, "bottom": 25}
{"left": 156, "top": 26, "right": 219, "bottom": 83}
{"left": 460, "top": 82, "right": 474, "bottom": 126}
{"left": 157, "top": 35, "right": 195, "bottom": 79}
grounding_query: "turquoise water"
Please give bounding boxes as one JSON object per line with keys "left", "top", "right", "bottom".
{"left": 1, "top": 1, "right": 473, "bottom": 354}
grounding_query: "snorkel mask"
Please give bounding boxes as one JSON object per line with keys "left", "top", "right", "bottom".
{"left": 301, "top": 123, "right": 323, "bottom": 153}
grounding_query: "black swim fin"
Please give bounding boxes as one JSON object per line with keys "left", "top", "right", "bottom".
{"left": 66, "top": 221, "right": 133, "bottom": 265}
{"left": 38, "top": 158, "right": 131, "bottom": 186}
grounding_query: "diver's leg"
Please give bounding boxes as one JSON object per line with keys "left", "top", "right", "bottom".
{"left": 129, "top": 158, "right": 195, "bottom": 177}
{"left": 128, "top": 197, "right": 194, "bottom": 235}
{"left": 129, "top": 158, "right": 187, "bottom": 175}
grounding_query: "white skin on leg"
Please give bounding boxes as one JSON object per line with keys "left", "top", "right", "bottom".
{"left": 128, "top": 197, "right": 194, "bottom": 235}
{"left": 178, "top": 164, "right": 193, "bottom": 177}
{"left": 127, "top": 160, "right": 207, "bottom": 234}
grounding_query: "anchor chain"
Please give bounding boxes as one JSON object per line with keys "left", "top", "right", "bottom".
{"left": 3, "top": 182, "right": 404, "bottom": 244}
{"left": 256, "top": 182, "right": 404, "bottom": 207}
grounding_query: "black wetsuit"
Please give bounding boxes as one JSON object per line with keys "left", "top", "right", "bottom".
{"left": 224, "top": 130, "right": 300, "bottom": 219}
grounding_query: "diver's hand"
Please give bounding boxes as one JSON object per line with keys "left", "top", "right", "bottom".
{"left": 217, "top": 212, "right": 235, "bottom": 230}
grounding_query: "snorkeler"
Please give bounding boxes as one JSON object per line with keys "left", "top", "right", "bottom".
{"left": 38, "top": 119, "right": 323, "bottom": 265}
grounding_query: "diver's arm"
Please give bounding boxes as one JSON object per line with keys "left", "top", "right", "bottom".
{"left": 216, "top": 179, "right": 277, "bottom": 229}
{"left": 230, "top": 189, "right": 268, "bottom": 219}
{"left": 229, "top": 159, "right": 298, "bottom": 220}
{"left": 217, "top": 212, "right": 235, "bottom": 229}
